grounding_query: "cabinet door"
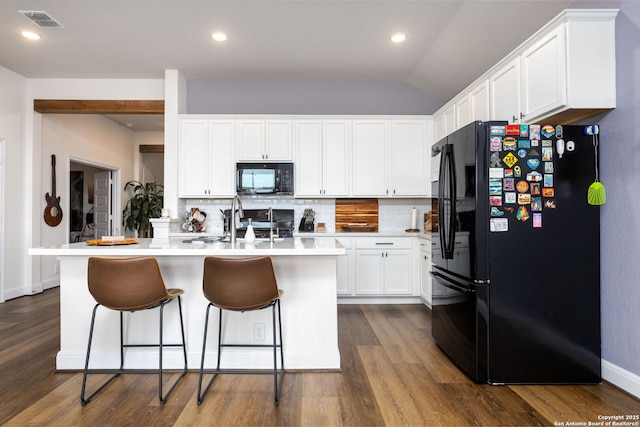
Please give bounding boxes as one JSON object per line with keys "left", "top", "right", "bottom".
{"left": 456, "top": 96, "right": 473, "bottom": 130}
{"left": 179, "top": 119, "right": 211, "bottom": 197}
{"left": 384, "top": 250, "right": 412, "bottom": 295}
{"left": 355, "top": 250, "right": 384, "bottom": 294}
{"left": 323, "top": 120, "right": 350, "bottom": 196}
{"left": 443, "top": 104, "right": 456, "bottom": 135}
{"left": 295, "top": 120, "right": 323, "bottom": 196}
{"left": 237, "top": 120, "right": 265, "bottom": 160}
{"left": 352, "top": 120, "right": 388, "bottom": 196}
{"left": 521, "top": 26, "right": 567, "bottom": 121}
{"left": 208, "top": 120, "right": 236, "bottom": 196}
{"left": 420, "top": 248, "right": 432, "bottom": 306}
{"left": 391, "top": 120, "right": 428, "bottom": 196}
{"left": 490, "top": 58, "right": 521, "bottom": 123}
{"left": 471, "top": 80, "right": 490, "bottom": 122}
{"left": 434, "top": 112, "right": 446, "bottom": 142}
{"left": 336, "top": 238, "right": 354, "bottom": 296}
{"left": 265, "top": 120, "right": 292, "bottom": 160}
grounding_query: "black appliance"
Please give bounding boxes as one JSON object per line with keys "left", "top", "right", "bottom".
{"left": 431, "top": 121, "right": 601, "bottom": 384}
{"left": 224, "top": 209, "right": 295, "bottom": 238}
{"left": 236, "top": 162, "right": 293, "bottom": 195}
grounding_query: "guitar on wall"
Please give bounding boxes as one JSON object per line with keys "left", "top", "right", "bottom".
{"left": 44, "top": 154, "right": 63, "bottom": 227}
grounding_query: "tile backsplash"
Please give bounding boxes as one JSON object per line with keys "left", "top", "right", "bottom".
{"left": 173, "top": 197, "right": 432, "bottom": 234}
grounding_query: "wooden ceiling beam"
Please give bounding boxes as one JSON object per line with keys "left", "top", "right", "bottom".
{"left": 33, "top": 100, "right": 164, "bottom": 114}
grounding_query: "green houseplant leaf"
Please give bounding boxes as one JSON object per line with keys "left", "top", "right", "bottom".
{"left": 122, "top": 181, "right": 164, "bottom": 238}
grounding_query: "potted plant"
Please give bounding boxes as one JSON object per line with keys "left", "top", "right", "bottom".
{"left": 122, "top": 181, "right": 164, "bottom": 238}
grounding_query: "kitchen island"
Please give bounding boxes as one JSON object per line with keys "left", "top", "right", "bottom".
{"left": 28, "top": 237, "right": 345, "bottom": 371}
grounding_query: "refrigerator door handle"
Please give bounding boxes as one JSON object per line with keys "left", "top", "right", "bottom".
{"left": 443, "top": 145, "right": 456, "bottom": 259}
{"left": 430, "top": 271, "right": 474, "bottom": 294}
{"left": 438, "top": 147, "right": 447, "bottom": 259}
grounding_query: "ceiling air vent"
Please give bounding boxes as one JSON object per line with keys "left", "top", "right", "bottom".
{"left": 19, "top": 10, "right": 64, "bottom": 28}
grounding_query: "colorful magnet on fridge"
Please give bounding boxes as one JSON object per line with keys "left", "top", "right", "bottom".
{"left": 516, "top": 180, "right": 529, "bottom": 193}
{"left": 520, "top": 125, "right": 529, "bottom": 138}
{"left": 529, "top": 125, "right": 541, "bottom": 140}
{"left": 490, "top": 218, "right": 509, "bottom": 232}
{"left": 502, "top": 137, "right": 517, "bottom": 151}
{"left": 518, "top": 193, "right": 531, "bottom": 205}
{"left": 490, "top": 136, "right": 503, "bottom": 151}
{"left": 504, "top": 206, "right": 515, "bottom": 213}
{"left": 556, "top": 125, "right": 564, "bottom": 138}
{"left": 518, "top": 139, "right": 531, "bottom": 149}
{"left": 490, "top": 207, "right": 504, "bottom": 216}
{"left": 504, "top": 169, "right": 514, "bottom": 178}
{"left": 526, "top": 171, "right": 543, "bottom": 182}
{"left": 502, "top": 152, "right": 518, "bottom": 168}
{"left": 489, "top": 196, "right": 503, "bottom": 206}
{"left": 503, "top": 178, "right": 515, "bottom": 191}
{"left": 490, "top": 152, "right": 503, "bottom": 167}
{"left": 504, "top": 192, "right": 517, "bottom": 204}
{"left": 542, "top": 188, "right": 555, "bottom": 197}
{"left": 490, "top": 126, "right": 506, "bottom": 136}
{"left": 544, "top": 199, "right": 557, "bottom": 209}
{"left": 526, "top": 158, "right": 541, "bottom": 170}
{"left": 516, "top": 205, "right": 530, "bottom": 221}
{"left": 489, "top": 178, "right": 503, "bottom": 195}
{"left": 542, "top": 147, "right": 553, "bottom": 161}
{"left": 544, "top": 174, "right": 554, "bottom": 187}
{"left": 541, "top": 125, "right": 555, "bottom": 138}
{"left": 513, "top": 166, "right": 522, "bottom": 177}
{"left": 531, "top": 197, "right": 542, "bottom": 212}
{"left": 517, "top": 149, "right": 527, "bottom": 158}
{"left": 544, "top": 162, "right": 554, "bottom": 173}
{"left": 529, "top": 148, "right": 540, "bottom": 157}
{"left": 533, "top": 213, "right": 543, "bottom": 228}
{"left": 530, "top": 183, "right": 541, "bottom": 195}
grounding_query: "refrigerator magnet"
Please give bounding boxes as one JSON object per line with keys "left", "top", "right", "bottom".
{"left": 526, "top": 171, "right": 543, "bottom": 182}
{"left": 518, "top": 193, "right": 531, "bottom": 205}
{"left": 490, "top": 152, "right": 503, "bottom": 167}
{"left": 541, "top": 125, "right": 555, "bottom": 138}
{"left": 506, "top": 125, "right": 520, "bottom": 135}
{"left": 544, "top": 174, "right": 554, "bottom": 187}
{"left": 529, "top": 148, "right": 540, "bottom": 157}
{"left": 527, "top": 158, "right": 541, "bottom": 170}
{"left": 490, "top": 137, "right": 503, "bottom": 151}
{"left": 529, "top": 125, "right": 541, "bottom": 140}
{"left": 531, "top": 197, "right": 542, "bottom": 212}
{"left": 516, "top": 180, "right": 529, "bottom": 193}
{"left": 489, "top": 168, "right": 504, "bottom": 178}
{"left": 544, "top": 199, "right": 557, "bottom": 209}
{"left": 520, "top": 125, "right": 529, "bottom": 138}
{"left": 490, "top": 218, "right": 509, "bottom": 232}
{"left": 530, "top": 183, "right": 541, "bottom": 195}
{"left": 503, "top": 178, "right": 515, "bottom": 191}
{"left": 533, "top": 213, "right": 543, "bottom": 228}
{"left": 489, "top": 179, "right": 503, "bottom": 195}
{"left": 503, "top": 137, "right": 517, "bottom": 151}
{"left": 490, "top": 207, "right": 504, "bottom": 217}
{"left": 542, "top": 147, "right": 553, "bottom": 161}
{"left": 504, "top": 192, "right": 517, "bottom": 204}
{"left": 542, "top": 139, "right": 553, "bottom": 147}
{"left": 490, "top": 196, "right": 503, "bottom": 206}
{"left": 502, "top": 152, "right": 518, "bottom": 167}
{"left": 517, "top": 149, "right": 527, "bottom": 158}
{"left": 542, "top": 188, "right": 555, "bottom": 198}
{"left": 514, "top": 166, "right": 522, "bottom": 177}
{"left": 516, "top": 206, "right": 530, "bottom": 221}
{"left": 504, "top": 168, "right": 514, "bottom": 177}
{"left": 490, "top": 126, "right": 506, "bottom": 136}
{"left": 544, "top": 162, "right": 554, "bottom": 173}
{"left": 518, "top": 139, "right": 531, "bottom": 149}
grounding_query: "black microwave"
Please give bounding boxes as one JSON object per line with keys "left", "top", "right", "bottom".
{"left": 236, "top": 162, "right": 294, "bottom": 195}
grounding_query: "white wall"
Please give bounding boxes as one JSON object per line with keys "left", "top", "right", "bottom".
{"left": 0, "top": 66, "right": 29, "bottom": 301}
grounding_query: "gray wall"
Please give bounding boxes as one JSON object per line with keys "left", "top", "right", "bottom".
{"left": 187, "top": 80, "right": 444, "bottom": 115}
{"left": 570, "top": 0, "right": 640, "bottom": 378}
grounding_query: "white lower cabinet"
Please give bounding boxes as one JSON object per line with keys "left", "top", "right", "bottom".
{"left": 419, "top": 238, "right": 432, "bottom": 307}
{"left": 354, "top": 237, "right": 414, "bottom": 296}
{"left": 335, "top": 237, "right": 354, "bottom": 295}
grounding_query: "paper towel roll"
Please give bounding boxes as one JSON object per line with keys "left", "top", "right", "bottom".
{"left": 411, "top": 207, "right": 417, "bottom": 230}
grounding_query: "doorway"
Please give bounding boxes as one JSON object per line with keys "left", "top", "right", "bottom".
{"left": 69, "top": 160, "right": 118, "bottom": 243}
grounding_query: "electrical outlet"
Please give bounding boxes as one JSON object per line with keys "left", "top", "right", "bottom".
{"left": 254, "top": 323, "right": 265, "bottom": 341}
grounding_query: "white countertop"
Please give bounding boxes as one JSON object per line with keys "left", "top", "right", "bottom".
{"left": 29, "top": 236, "right": 346, "bottom": 257}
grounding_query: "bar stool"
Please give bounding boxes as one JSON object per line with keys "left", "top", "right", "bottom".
{"left": 81, "top": 256, "right": 187, "bottom": 405}
{"left": 197, "top": 256, "right": 284, "bottom": 406}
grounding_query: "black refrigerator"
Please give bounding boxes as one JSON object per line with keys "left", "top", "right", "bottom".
{"left": 430, "top": 120, "right": 601, "bottom": 384}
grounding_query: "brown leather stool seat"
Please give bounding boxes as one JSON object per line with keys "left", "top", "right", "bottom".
{"left": 81, "top": 256, "right": 187, "bottom": 405}
{"left": 197, "top": 256, "right": 284, "bottom": 405}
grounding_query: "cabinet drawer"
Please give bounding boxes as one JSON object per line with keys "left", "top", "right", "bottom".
{"left": 355, "top": 237, "right": 412, "bottom": 249}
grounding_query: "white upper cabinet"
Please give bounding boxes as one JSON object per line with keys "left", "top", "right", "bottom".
{"left": 391, "top": 119, "right": 431, "bottom": 197}
{"left": 178, "top": 119, "right": 235, "bottom": 198}
{"left": 434, "top": 9, "right": 617, "bottom": 134}
{"left": 352, "top": 120, "right": 389, "bottom": 196}
{"left": 237, "top": 119, "right": 292, "bottom": 161}
{"left": 521, "top": 25, "right": 566, "bottom": 121}
{"left": 295, "top": 119, "right": 350, "bottom": 197}
{"left": 352, "top": 118, "right": 432, "bottom": 197}
{"left": 490, "top": 57, "right": 521, "bottom": 123}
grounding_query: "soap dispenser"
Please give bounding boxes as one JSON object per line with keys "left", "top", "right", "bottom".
{"left": 244, "top": 218, "right": 256, "bottom": 243}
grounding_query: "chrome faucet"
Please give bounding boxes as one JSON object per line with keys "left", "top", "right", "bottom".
{"left": 230, "top": 195, "right": 244, "bottom": 244}
{"left": 268, "top": 207, "right": 274, "bottom": 243}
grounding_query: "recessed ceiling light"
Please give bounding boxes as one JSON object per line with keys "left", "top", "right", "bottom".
{"left": 21, "top": 30, "right": 41, "bottom": 40}
{"left": 391, "top": 33, "right": 406, "bottom": 43}
{"left": 212, "top": 32, "right": 227, "bottom": 42}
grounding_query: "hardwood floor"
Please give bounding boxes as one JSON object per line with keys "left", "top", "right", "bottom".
{"left": 1, "top": 288, "right": 638, "bottom": 426}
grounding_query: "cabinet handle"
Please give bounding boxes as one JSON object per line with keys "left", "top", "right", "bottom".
{"left": 512, "top": 115, "right": 517, "bottom": 123}
{"left": 375, "top": 242, "right": 394, "bottom": 245}
{"left": 520, "top": 112, "right": 525, "bottom": 119}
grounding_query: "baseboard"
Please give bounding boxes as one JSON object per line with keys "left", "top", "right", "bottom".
{"left": 602, "top": 359, "right": 640, "bottom": 399}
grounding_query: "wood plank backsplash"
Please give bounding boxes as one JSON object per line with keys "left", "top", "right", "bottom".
{"left": 335, "top": 199, "right": 378, "bottom": 232}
